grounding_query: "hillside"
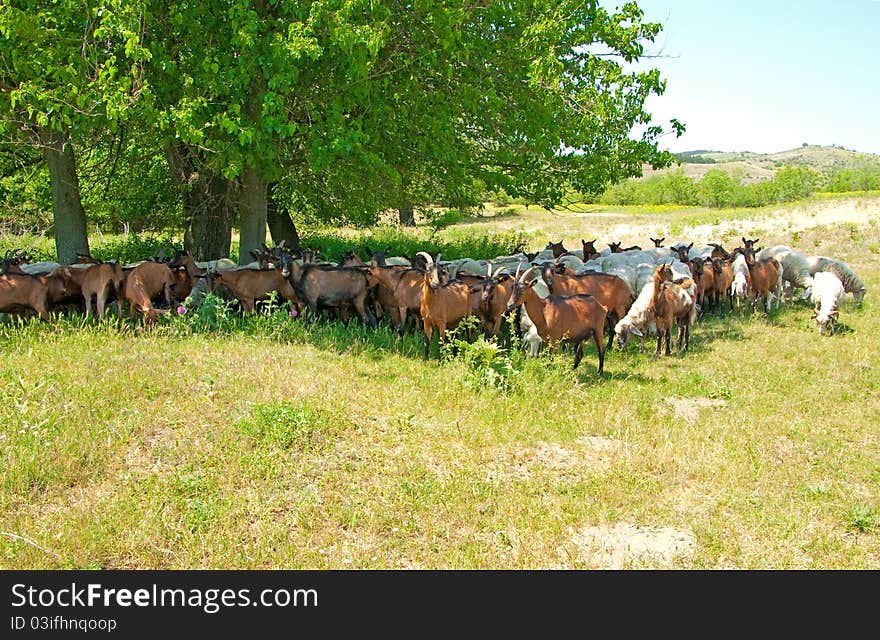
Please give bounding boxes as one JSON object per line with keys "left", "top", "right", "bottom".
{"left": 641, "top": 145, "right": 880, "bottom": 183}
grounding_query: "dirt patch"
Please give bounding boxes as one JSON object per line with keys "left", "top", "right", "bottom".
{"left": 484, "top": 436, "right": 620, "bottom": 482}
{"left": 666, "top": 397, "right": 727, "bottom": 426}
{"left": 568, "top": 522, "right": 696, "bottom": 569}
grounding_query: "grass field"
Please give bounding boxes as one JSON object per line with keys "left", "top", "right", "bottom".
{"left": 2, "top": 197, "right": 879, "bottom": 569}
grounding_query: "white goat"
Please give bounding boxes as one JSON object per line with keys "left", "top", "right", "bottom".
{"left": 730, "top": 253, "right": 750, "bottom": 307}
{"left": 810, "top": 272, "right": 845, "bottom": 335}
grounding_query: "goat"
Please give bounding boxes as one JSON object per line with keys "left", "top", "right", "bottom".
{"left": 506, "top": 266, "right": 608, "bottom": 374}
{"left": 416, "top": 252, "right": 481, "bottom": 359}
{"left": 730, "top": 253, "right": 751, "bottom": 308}
{"left": 708, "top": 243, "right": 730, "bottom": 260}
{"left": 810, "top": 272, "right": 845, "bottom": 336}
{"left": 208, "top": 263, "right": 298, "bottom": 313}
{"left": 168, "top": 250, "right": 209, "bottom": 303}
{"left": 366, "top": 264, "right": 435, "bottom": 335}
{"left": 710, "top": 257, "right": 734, "bottom": 311}
{"left": 340, "top": 250, "right": 367, "bottom": 268}
{"left": 477, "top": 263, "right": 516, "bottom": 337}
{"left": 650, "top": 237, "right": 665, "bottom": 248}
{"left": 742, "top": 248, "right": 782, "bottom": 313}
{"left": 282, "top": 252, "right": 376, "bottom": 327}
{"left": 0, "top": 271, "right": 58, "bottom": 320}
{"left": 671, "top": 243, "right": 693, "bottom": 264}
{"left": 546, "top": 240, "right": 570, "bottom": 258}
{"left": 608, "top": 241, "right": 642, "bottom": 253}
{"left": 367, "top": 246, "right": 394, "bottom": 267}
{"left": 688, "top": 256, "right": 715, "bottom": 311}
{"left": 123, "top": 261, "right": 177, "bottom": 324}
{"left": 56, "top": 261, "right": 125, "bottom": 319}
{"left": 540, "top": 264, "right": 634, "bottom": 351}
{"left": 649, "top": 263, "right": 697, "bottom": 357}
{"left": 582, "top": 239, "right": 600, "bottom": 260}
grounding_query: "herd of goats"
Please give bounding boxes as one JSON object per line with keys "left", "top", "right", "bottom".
{"left": 0, "top": 235, "right": 868, "bottom": 374}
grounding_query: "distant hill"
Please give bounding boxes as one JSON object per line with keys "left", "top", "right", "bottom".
{"left": 643, "top": 145, "right": 880, "bottom": 183}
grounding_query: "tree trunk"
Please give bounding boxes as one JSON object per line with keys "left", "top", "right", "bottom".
{"left": 38, "top": 128, "right": 90, "bottom": 264}
{"left": 237, "top": 165, "right": 268, "bottom": 265}
{"left": 166, "top": 145, "right": 232, "bottom": 261}
{"left": 266, "top": 182, "right": 301, "bottom": 251}
{"left": 398, "top": 201, "right": 415, "bottom": 226}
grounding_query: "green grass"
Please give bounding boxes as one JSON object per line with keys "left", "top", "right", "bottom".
{"left": 2, "top": 199, "right": 879, "bottom": 569}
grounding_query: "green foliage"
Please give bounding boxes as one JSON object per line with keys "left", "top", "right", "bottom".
{"left": 236, "top": 402, "right": 339, "bottom": 453}
{"left": 441, "top": 318, "right": 521, "bottom": 393}
{"left": 824, "top": 164, "right": 880, "bottom": 192}
{"left": 846, "top": 505, "right": 877, "bottom": 533}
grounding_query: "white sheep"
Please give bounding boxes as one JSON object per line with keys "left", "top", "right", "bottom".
{"left": 614, "top": 280, "right": 657, "bottom": 351}
{"left": 555, "top": 253, "right": 584, "bottom": 273}
{"left": 810, "top": 271, "right": 845, "bottom": 335}
{"left": 810, "top": 257, "right": 866, "bottom": 303}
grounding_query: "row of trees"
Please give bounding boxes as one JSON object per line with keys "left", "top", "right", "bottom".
{"left": 600, "top": 166, "right": 834, "bottom": 208}
{"left": 0, "top": 1, "right": 681, "bottom": 263}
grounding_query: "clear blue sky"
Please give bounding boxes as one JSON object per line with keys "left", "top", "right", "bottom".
{"left": 628, "top": 0, "right": 880, "bottom": 155}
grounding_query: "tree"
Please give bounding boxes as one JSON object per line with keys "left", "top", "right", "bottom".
{"left": 139, "top": 0, "right": 681, "bottom": 262}
{"left": 0, "top": 1, "right": 151, "bottom": 262}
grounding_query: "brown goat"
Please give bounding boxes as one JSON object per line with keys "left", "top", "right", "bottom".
{"left": 507, "top": 266, "right": 608, "bottom": 374}
{"left": 208, "top": 265, "right": 298, "bottom": 312}
{"left": 0, "top": 272, "right": 56, "bottom": 320}
{"left": 282, "top": 253, "right": 375, "bottom": 327}
{"left": 609, "top": 241, "right": 642, "bottom": 253}
{"left": 416, "top": 252, "right": 481, "bottom": 359}
{"left": 57, "top": 262, "right": 126, "bottom": 319}
{"left": 743, "top": 248, "right": 781, "bottom": 313}
{"left": 477, "top": 264, "right": 516, "bottom": 337}
{"left": 547, "top": 240, "right": 569, "bottom": 258}
{"left": 711, "top": 257, "right": 734, "bottom": 311}
{"left": 650, "top": 263, "right": 697, "bottom": 357}
{"left": 581, "top": 239, "right": 600, "bottom": 260}
{"left": 124, "top": 261, "right": 176, "bottom": 323}
{"left": 540, "top": 265, "right": 634, "bottom": 350}
{"left": 688, "top": 257, "right": 715, "bottom": 310}
{"left": 168, "top": 251, "right": 209, "bottom": 303}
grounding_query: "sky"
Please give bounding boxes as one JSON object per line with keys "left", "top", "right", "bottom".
{"left": 626, "top": 0, "right": 880, "bottom": 155}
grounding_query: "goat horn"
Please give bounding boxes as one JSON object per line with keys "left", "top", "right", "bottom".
{"left": 519, "top": 266, "right": 539, "bottom": 283}
{"left": 487, "top": 261, "right": 494, "bottom": 278}
{"left": 415, "top": 251, "right": 434, "bottom": 267}
{"left": 514, "top": 262, "right": 522, "bottom": 281}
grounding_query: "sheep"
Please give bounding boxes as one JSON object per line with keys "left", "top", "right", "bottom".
{"left": 614, "top": 279, "right": 657, "bottom": 351}
{"left": 650, "top": 263, "right": 698, "bottom": 357}
{"left": 810, "top": 271, "right": 845, "bottom": 336}
{"left": 507, "top": 266, "right": 608, "bottom": 374}
{"left": 555, "top": 253, "right": 585, "bottom": 273}
{"left": 808, "top": 257, "right": 866, "bottom": 303}
{"left": 415, "top": 252, "right": 482, "bottom": 359}
{"left": 757, "top": 246, "right": 813, "bottom": 299}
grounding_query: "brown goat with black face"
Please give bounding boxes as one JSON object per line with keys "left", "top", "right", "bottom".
{"left": 477, "top": 263, "right": 516, "bottom": 337}
{"left": 711, "top": 256, "right": 734, "bottom": 311}
{"left": 168, "top": 250, "right": 209, "bottom": 303}
{"left": 608, "top": 241, "right": 642, "bottom": 253}
{"left": 742, "top": 247, "right": 781, "bottom": 313}
{"left": 208, "top": 263, "right": 298, "bottom": 313}
{"left": 688, "top": 256, "right": 715, "bottom": 310}
{"left": 540, "top": 264, "right": 634, "bottom": 351}
{"left": 506, "top": 266, "right": 608, "bottom": 374}
{"left": 582, "top": 239, "right": 600, "bottom": 260}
